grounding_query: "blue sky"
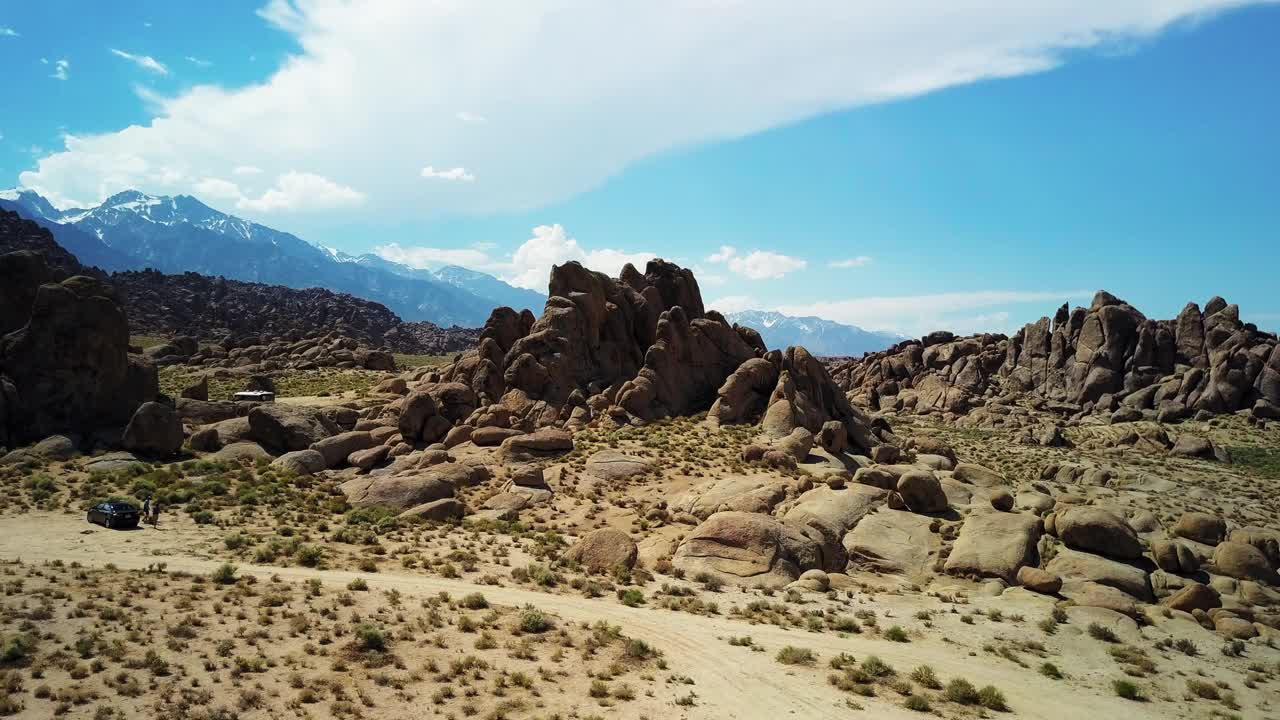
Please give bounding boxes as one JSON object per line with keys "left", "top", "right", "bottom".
{"left": 2, "top": 1, "right": 1277, "bottom": 335}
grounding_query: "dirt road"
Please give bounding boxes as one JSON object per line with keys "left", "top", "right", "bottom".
{"left": 0, "top": 512, "right": 1168, "bottom": 720}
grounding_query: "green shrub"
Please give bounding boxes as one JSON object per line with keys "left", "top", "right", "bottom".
{"left": 0, "top": 634, "right": 36, "bottom": 665}
{"left": 903, "top": 695, "right": 931, "bottom": 712}
{"left": 944, "top": 678, "right": 980, "bottom": 705}
{"left": 295, "top": 545, "right": 323, "bottom": 568}
{"left": 884, "top": 625, "right": 909, "bottom": 642}
{"left": 617, "top": 589, "right": 645, "bottom": 607}
{"left": 211, "top": 563, "right": 238, "bottom": 585}
{"left": 910, "top": 665, "right": 941, "bottom": 689}
{"left": 460, "top": 593, "right": 489, "bottom": 610}
{"left": 518, "top": 607, "right": 552, "bottom": 634}
{"left": 1112, "top": 679, "right": 1143, "bottom": 701}
{"left": 1087, "top": 622, "right": 1118, "bottom": 643}
{"left": 775, "top": 646, "right": 817, "bottom": 665}
{"left": 1039, "top": 662, "right": 1062, "bottom": 679}
{"left": 978, "top": 685, "right": 1008, "bottom": 711}
{"left": 354, "top": 622, "right": 385, "bottom": 652}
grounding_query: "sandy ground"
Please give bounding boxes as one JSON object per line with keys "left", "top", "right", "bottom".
{"left": 0, "top": 512, "right": 1196, "bottom": 720}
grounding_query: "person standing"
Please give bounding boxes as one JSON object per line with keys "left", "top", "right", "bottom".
{"left": 152, "top": 501, "right": 162, "bottom": 528}
{"left": 141, "top": 497, "right": 151, "bottom": 524}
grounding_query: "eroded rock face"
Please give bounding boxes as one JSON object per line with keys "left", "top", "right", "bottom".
{"left": 1054, "top": 507, "right": 1143, "bottom": 560}
{"left": 828, "top": 290, "right": 1278, "bottom": 423}
{"left": 424, "top": 259, "right": 878, "bottom": 447}
{"left": 563, "top": 528, "right": 638, "bottom": 573}
{"left": 672, "top": 511, "right": 821, "bottom": 588}
{"left": 943, "top": 511, "right": 1042, "bottom": 583}
{"left": 121, "top": 402, "right": 183, "bottom": 457}
{"left": 0, "top": 234, "right": 157, "bottom": 446}
{"left": 247, "top": 404, "right": 339, "bottom": 452}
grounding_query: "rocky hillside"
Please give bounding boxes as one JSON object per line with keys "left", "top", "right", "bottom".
{"left": 0, "top": 210, "right": 481, "bottom": 355}
{"left": 829, "top": 290, "right": 1280, "bottom": 425}
{"left": 1, "top": 188, "right": 542, "bottom": 326}
{"left": 114, "top": 269, "right": 479, "bottom": 354}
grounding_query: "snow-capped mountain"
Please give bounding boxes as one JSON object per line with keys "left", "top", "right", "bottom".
{"left": 725, "top": 309, "right": 904, "bottom": 357}
{"left": 0, "top": 188, "right": 543, "bottom": 327}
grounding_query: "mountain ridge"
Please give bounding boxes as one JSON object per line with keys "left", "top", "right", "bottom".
{"left": 725, "top": 309, "right": 904, "bottom": 358}
{"left": 0, "top": 188, "right": 543, "bottom": 327}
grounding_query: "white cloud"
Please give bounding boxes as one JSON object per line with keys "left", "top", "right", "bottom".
{"left": 0, "top": 26, "right": 18, "bottom": 37}
{"left": 235, "top": 171, "right": 366, "bottom": 213}
{"left": 707, "top": 245, "right": 806, "bottom": 279}
{"left": 421, "top": 166, "right": 475, "bottom": 182}
{"left": 109, "top": 49, "right": 169, "bottom": 75}
{"left": 505, "top": 225, "right": 653, "bottom": 291}
{"left": 50, "top": 59, "right": 69, "bottom": 81}
{"left": 456, "top": 111, "right": 487, "bottom": 124}
{"left": 375, "top": 242, "right": 494, "bottom": 269}
{"left": 707, "top": 295, "right": 758, "bottom": 314}
{"left": 376, "top": 223, "right": 654, "bottom": 291}
{"left": 192, "top": 177, "right": 243, "bottom": 202}
{"left": 233, "top": 165, "right": 263, "bottom": 176}
{"left": 775, "top": 290, "right": 1092, "bottom": 337}
{"left": 185, "top": 56, "right": 213, "bottom": 68}
{"left": 830, "top": 256, "right": 872, "bottom": 268}
{"left": 706, "top": 245, "right": 737, "bottom": 263}
{"left": 19, "top": 0, "right": 1252, "bottom": 216}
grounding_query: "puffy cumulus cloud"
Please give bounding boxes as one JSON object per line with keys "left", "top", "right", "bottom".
{"left": 706, "top": 295, "right": 758, "bottom": 314}
{"left": 421, "top": 166, "right": 475, "bottom": 182}
{"left": 0, "top": 26, "right": 18, "bottom": 37}
{"left": 830, "top": 256, "right": 872, "bottom": 269}
{"left": 708, "top": 245, "right": 806, "bottom": 279}
{"left": 192, "top": 177, "right": 243, "bottom": 202}
{"left": 235, "top": 171, "right": 366, "bottom": 213}
{"left": 775, "top": 290, "right": 1092, "bottom": 337}
{"left": 109, "top": 49, "right": 169, "bottom": 75}
{"left": 374, "top": 242, "right": 494, "bottom": 270}
{"left": 20, "top": 0, "right": 1252, "bottom": 217}
{"left": 375, "top": 224, "right": 656, "bottom": 292}
{"left": 505, "top": 225, "right": 655, "bottom": 291}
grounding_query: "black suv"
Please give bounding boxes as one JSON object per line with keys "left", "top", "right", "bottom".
{"left": 87, "top": 502, "right": 140, "bottom": 529}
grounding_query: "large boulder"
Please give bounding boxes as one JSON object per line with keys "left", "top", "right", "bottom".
{"left": 340, "top": 472, "right": 456, "bottom": 511}
{"left": 672, "top": 511, "right": 820, "bottom": 588}
{"left": 1016, "top": 567, "right": 1063, "bottom": 595}
{"left": 1045, "top": 548, "right": 1153, "bottom": 601}
{"left": 894, "top": 471, "right": 948, "bottom": 514}
{"left": 563, "top": 528, "right": 639, "bottom": 573}
{"left": 669, "top": 475, "right": 798, "bottom": 520}
{"left": 248, "top": 404, "right": 338, "bottom": 452}
{"left": 495, "top": 428, "right": 573, "bottom": 463}
{"left": 843, "top": 508, "right": 938, "bottom": 578}
{"left": 783, "top": 484, "right": 888, "bottom": 570}
{"left": 952, "top": 463, "right": 1006, "bottom": 488}
{"left": 584, "top": 449, "right": 653, "bottom": 481}
{"left": 397, "top": 391, "right": 438, "bottom": 441}
{"left": 1054, "top": 507, "right": 1143, "bottom": 560}
{"left": 271, "top": 449, "right": 327, "bottom": 476}
{"left": 310, "top": 431, "right": 377, "bottom": 468}
{"left": 400, "top": 497, "right": 466, "bottom": 522}
{"left": 1212, "top": 541, "right": 1279, "bottom": 584}
{"left": 1171, "top": 512, "right": 1227, "bottom": 546}
{"left": 943, "top": 511, "right": 1042, "bottom": 583}
{"left": 1163, "top": 582, "right": 1221, "bottom": 613}
{"left": 121, "top": 401, "right": 184, "bottom": 457}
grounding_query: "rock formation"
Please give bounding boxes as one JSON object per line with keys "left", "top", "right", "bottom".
{"left": 0, "top": 212, "right": 159, "bottom": 449}
{"left": 410, "top": 259, "right": 881, "bottom": 454}
{"left": 829, "top": 290, "right": 1279, "bottom": 424}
